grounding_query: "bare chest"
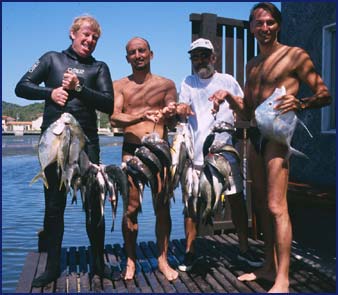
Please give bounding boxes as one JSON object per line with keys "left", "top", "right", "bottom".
{"left": 247, "top": 54, "right": 298, "bottom": 106}
{"left": 123, "top": 82, "right": 166, "bottom": 110}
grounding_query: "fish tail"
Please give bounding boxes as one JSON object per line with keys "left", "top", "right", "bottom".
{"left": 30, "top": 171, "right": 49, "bottom": 189}
{"left": 297, "top": 118, "right": 313, "bottom": 138}
{"left": 289, "top": 147, "right": 309, "bottom": 159}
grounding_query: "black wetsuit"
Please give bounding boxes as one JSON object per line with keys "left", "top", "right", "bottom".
{"left": 15, "top": 46, "right": 114, "bottom": 279}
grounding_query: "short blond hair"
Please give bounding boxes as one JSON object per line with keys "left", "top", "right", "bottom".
{"left": 69, "top": 15, "right": 101, "bottom": 40}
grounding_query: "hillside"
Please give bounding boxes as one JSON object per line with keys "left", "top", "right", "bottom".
{"left": 2, "top": 101, "right": 111, "bottom": 128}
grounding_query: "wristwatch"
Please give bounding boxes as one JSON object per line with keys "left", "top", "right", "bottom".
{"left": 299, "top": 98, "right": 307, "bottom": 110}
{"left": 75, "top": 82, "right": 83, "bottom": 93}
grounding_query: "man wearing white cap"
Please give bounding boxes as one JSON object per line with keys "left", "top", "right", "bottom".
{"left": 176, "top": 38, "right": 262, "bottom": 271}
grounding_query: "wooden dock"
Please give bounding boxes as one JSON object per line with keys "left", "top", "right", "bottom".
{"left": 16, "top": 233, "right": 335, "bottom": 293}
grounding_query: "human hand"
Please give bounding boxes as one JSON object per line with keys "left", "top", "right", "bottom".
{"left": 209, "top": 90, "right": 229, "bottom": 114}
{"left": 143, "top": 110, "right": 162, "bottom": 123}
{"left": 62, "top": 69, "right": 80, "bottom": 90}
{"left": 175, "top": 103, "right": 195, "bottom": 117}
{"left": 162, "top": 102, "right": 177, "bottom": 118}
{"left": 51, "top": 86, "right": 69, "bottom": 106}
{"left": 274, "top": 94, "right": 300, "bottom": 114}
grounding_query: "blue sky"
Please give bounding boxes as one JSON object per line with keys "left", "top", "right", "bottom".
{"left": 2, "top": 1, "right": 281, "bottom": 106}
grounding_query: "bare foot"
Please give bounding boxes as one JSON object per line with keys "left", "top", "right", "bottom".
{"left": 268, "top": 281, "right": 289, "bottom": 293}
{"left": 122, "top": 259, "right": 135, "bottom": 280}
{"left": 237, "top": 266, "right": 276, "bottom": 282}
{"left": 158, "top": 258, "right": 178, "bottom": 281}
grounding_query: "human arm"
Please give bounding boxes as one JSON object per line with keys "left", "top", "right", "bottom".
{"left": 15, "top": 52, "right": 69, "bottom": 107}
{"left": 275, "top": 48, "right": 332, "bottom": 114}
{"left": 62, "top": 62, "right": 114, "bottom": 114}
{"left": 208, "top": 77, "right": 251, "bottom": 120}
{"left": 159, "top": 80, "right": 179, "bottom": 130}
{"left": 109, "top": 79, "right": 158, "bottom": 128}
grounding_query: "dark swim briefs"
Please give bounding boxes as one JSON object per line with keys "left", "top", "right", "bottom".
{"left": 247, "top": 127, "right": 268, "bottom": 155}
{"left": 122, "top": 142, "right": 142, "bottom": 155}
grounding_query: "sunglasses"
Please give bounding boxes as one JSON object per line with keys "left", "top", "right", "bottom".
{"left": 190, "top": 52, "right": 212, "bottom": 62}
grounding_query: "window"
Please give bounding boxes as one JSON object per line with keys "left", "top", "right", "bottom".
{"left": 321, "top": 23, "right": 336, "bottom": 133}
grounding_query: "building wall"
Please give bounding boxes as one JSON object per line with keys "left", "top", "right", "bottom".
{"left": 281, "top": 2, "right": 336, "bottom": 187}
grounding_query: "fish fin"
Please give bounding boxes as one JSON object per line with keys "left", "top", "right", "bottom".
{"left": 289, "top": 147, "right": 309, "bottom": 159}
{"left": 30, "top": 172, "right": 41, "bottom": 186}
{"left": 297, "top": 118, "right": 313, "bottom": 138}
{"left": 52, "top": 122, "right": 65, "bottom": 135}
{"left": 30, "top": 171, "right": 49, "bottom": 189}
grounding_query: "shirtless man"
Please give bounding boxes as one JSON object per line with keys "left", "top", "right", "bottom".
{"left": 209, "top": 2, "right": 331, "bottom": 293}
{"left": 110, "top": 37, "right": 178, "bottom": 281}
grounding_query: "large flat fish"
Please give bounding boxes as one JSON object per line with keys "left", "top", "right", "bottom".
{"left": 255, "top": 86, "right": 313, "bottom": 158}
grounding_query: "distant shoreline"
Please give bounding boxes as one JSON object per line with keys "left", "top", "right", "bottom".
{"left": 2, "top": 131, "right": 123, "bottom": 136}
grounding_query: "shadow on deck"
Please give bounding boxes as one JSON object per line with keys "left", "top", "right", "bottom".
{"left": 16, "top": 233, "right": 336, "bottom": 293}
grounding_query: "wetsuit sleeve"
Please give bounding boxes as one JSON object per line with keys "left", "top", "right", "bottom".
{"left": 77, "top": 62, "right": 114, "bottom": 115}
{"left": 15, "top": 52, "right": 54, "bottom": 101}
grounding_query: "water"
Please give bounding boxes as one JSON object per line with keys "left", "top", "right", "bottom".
{"left": 2, "top": 135, "right": 185, "bottom": 293}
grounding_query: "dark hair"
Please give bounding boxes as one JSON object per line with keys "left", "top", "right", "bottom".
{"left": 249, "top": 2, "right": 282, "bottom": 26}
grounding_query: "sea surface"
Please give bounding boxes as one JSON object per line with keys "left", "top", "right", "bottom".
{"left": 2, "top": 135, "right": 185, "bottom": 293}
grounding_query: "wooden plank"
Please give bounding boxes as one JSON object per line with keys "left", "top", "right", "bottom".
{"left": 134, "top": 244, "right": 155, "bottom": 293}
{"left": 190, "top": 13, "right": 249, "bottom": 28}
{"left": 16, "top": 252, "right": 40, "bottom": 293}
{"left": 228, "top": 233, "right": 336, "bottom": 293}
{"left": 139, "top": 241, "right": 167, "bottom": 293}
{"left": 78, "top": 246, "right": 91, "bottom": 293}
{"left": 168, "top": 240, "right": 202, "bottom": 293}
{"left": 112, "top": 243, "right": 135, "bottom": 293}
{"left": 147, "top": 241, "right": 189, "bottom": 293}
{"left": 105, "top": 244, "right": 122, "bottom": 281}
{"left": 225, "top": 25, "right": 234, "bottom": 76}
{"left": 68, "top": 247, "right": 78, "bottom": 293}
{"left": 17, "top": 237, "right": 336, "bottom": 293}
{"left": 246, "top": 29, "right": 255, "bottom": 62}
{"left": 236, "top": 27, "right": 245, "bottom": 88}
{"left": 208, "top": 235, "right": 266, "bottom": 293}
{"left": 55, "top": 247, "right": 67, "bottom": 293}
{"left": 197, "top": 237, "right": 252, "bottom": 293}
{"left": 172, "top": 239, "right": 214, "bottom": 293}
{"left": 194, "top": 237, "right": 242, "bottom": 293}
{"left": 31, "top": 252, "right": 48, "bottom": 293}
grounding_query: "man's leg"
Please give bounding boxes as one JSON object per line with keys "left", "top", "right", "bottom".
{"left": 237, "top": 142, "right": 276, "bottom": 283}
{"left": 178, "top": 196, "right": 198, "bottom": 272}
{"left": 156, "top": 198, "right": 178, "bottom": 281}
{"left": 32, "top": 163, "right": 66, "bottom": 287}
{"left": 184, "top": 217, "right": 197, "bottom": 254}
{"left": 228, "top": 193, "right": 249, "bottom": 252}
{"left": 264, "top": 142, "right": 291, "bottom": 293}
{"left": 122, "top": 176, "right": 140, "bottom": 280}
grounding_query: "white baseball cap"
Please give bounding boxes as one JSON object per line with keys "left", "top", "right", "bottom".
{"left": 188, "top": 38, "right": 214, "bottom": 53}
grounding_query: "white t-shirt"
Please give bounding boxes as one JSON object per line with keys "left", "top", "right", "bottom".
{"left": 179, "top": 72, "right": 243, "bottom": 166}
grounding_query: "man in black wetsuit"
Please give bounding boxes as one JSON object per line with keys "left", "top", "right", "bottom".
{"left": 15, "top": 15, "right": 114, "bottom": 287}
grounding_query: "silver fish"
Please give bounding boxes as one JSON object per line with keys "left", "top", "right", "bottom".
{"left": 141, "top": 132, "right": 173, "bottom": 202}
{"left": 199, "top": 167, "right": 214, "bottom": 225}
{"left": 135, "top": 146, "right": 162, "bottom": 194}
{"left": 211, "top": 121, "right": 235, "bottom": 134}
{"left": 255, "top": 86, "right": 313, "bottom": 158}
{"left": 105, "top": 164, "right": 129, "bottom": 212}
{"left": 30, "top": 116, "right": 65, "bottom": 188}
{"left": 141, "top": 132, "right": 172, "bottom": 169}
{"left": 209, "top": 141, "right": 241, "bottom": 161}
